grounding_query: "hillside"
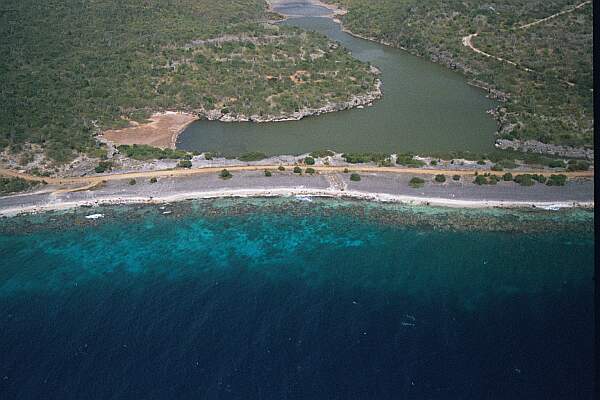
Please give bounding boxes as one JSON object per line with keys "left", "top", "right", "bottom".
{"left": 0, "top": 0, "right": 378, "bottom": 162}
{"left": 327, "top": 0, "right": 593, "bottom": 151}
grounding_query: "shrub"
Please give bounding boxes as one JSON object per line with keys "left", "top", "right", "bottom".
{"left": 128, "top": 178, "right": 136, "bottom": 185}
{"left": 204, "top": 152, "right": 214, "bottom": 160}
{"left": 396, "top": 154, "right": 425, "bottom": 167}
{"left": 219, "top": 169, "right": 232, "bottom": 179}
{"left": 278, "top": 165, "right": 285, "bottom": 171}
{"left": 350, "top": 173, "right": 361, "bottom": 181}
{"left": 548, "top": 160, "right": 566, "bottom": 168}
{"left": 0, "top": 177, "right": 40, "bottom": 194}
{"left": 491, "top": 164, "right": 503, "bottom": 171}
{"left": 264, "top": 170, "right": 272, "bottom": 177}
{"left": 304, "top": 156, "right": 315, "bottom": 165}
{"left": 430, "top": 160, "right": 437, "bottom": 166}
{"left": 409, "top": 177, "right": 425, "bottom": 188}
{"left": 342, "top": 153, "right": 389, "bottom": 164}
{"left": 502, "top": 172, "right": 513, "bottom": 181}
{"left": 452, "top": 175, "right": 460, "bottom": 181}
{"left": 94, "top": 161, "right": 113, "bottom": 173}
{"left": 477, "top": 160, "right": 486, "bottom": 165}
{"left": 343, "top": 168, "right": 349, "bottom": 173}
{"left": 293, "top": 166, "right": 302, "bottom": 174}
{"left": 118, "top": 144, "right": 189, "bottom": 160}
{"left": 513, "top": 174, "right": 535, "bottom": 186}
{"left": 531, "top": 174, "right": 547, "bottom": 184}
{"left": 566, "top": 160, "right": 590, "bottom": 171}
{"left": 238, "top": 152, "right": 266, "bottom": 162}
{"left": 149, "top": 177, "right": 157, "bottom": 183}
{"left": 488, "top": 175, "right": 499, "bottom": 185}
{"left": 310, "top": 150, "right": 335, "bottom": 158}
{"left": 473, "top": 175, "right": 488, "bottom": 185}
{"left": 497, "top": 159, "right": 517, "bottom": 169}
{"left": 305, "top": 167, "right": 316, "bottom": 174}
{"left": 178, "top": 160, "right": 192, "bottom": 168}
{"left": 434, "top": 174, "right": 446, "bottom": 183}
{"left": 546, "top": 174, "right": 567, "bottom": 186}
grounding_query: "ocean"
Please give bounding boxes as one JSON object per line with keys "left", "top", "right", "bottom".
{"left": 0, "top": 198, "right": 594, "bottom": 399}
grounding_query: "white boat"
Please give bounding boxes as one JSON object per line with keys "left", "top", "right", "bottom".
{"left": 85, "top": 214, "right": 104, "bottom": 220}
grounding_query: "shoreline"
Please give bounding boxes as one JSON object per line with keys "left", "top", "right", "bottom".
{"left": 1, "top": 181, "right": 593, "bottom": 218}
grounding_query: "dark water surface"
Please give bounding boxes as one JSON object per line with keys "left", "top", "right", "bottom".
{"left": 177, "top": 13, "right": 498, "bottom": 156}
{"left": 0, "top": 199, "right": 594, "bottom": 399}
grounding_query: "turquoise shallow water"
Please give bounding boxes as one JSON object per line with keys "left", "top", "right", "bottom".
{"left": 0, "top": 199, "right": 594, "bottom": 399}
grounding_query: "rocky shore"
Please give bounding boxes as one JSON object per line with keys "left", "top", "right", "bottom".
{"left": 495, "top": 139, "right": 594, "bottom": 160}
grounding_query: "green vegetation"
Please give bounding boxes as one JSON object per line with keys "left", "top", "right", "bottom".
{"left": 95, "top": 161, "right": 113, "bottom": 174}
{"left": 350, "top": 173, "right": 361, "bottom": 181}
{"left": 293, "top": 166, "right": 302, "bottom": 174}
{"left": 452, "top": 175, "right": 461, "bottom": 181}
{"left": 330, "top": 0, "right": 593, "bottom": 148}
{"left": 178, "top": 160, "right": 192, "bottom": 168}
{"left": 546, "top": 174, "right": 567, "bottom": 186}
{"left": 0, "top": 176, "right": 42, "bottom": 194}
{"left": 118, "top": 145, "right": 190, "bottom": 161}
{"left": 150, "top": 177, "right": 158, "bottom": 183}
{"left": 548, "top": 160, "right": 566, "bottom": 168}
{"left": 264, "top": 170, "right": 272, "bottom": 177}
{"left": 128, "top": 179, "right": 136, "bottom": 185}
{"left": 531, "top": 174, "right": 547, "bottom": 184}
{"left": 434, "top": 174, "right": 446, "bottom": 183}
{"left": 1, "top": 0, "right": 378, "bottom": 161}
{"left": 278, "top": 165, "right": 285, "bottom": 171}
{"left": 304, "top": 157, "right": 315, "bottom": 165}
{"left": 219, "top": 169, "right": 232, "bottom": 179}
{"left": 566, "top": 159, "right": 590, "bottom": 171}
{"left": 342, "top": 153, "right": 390, "bottom": 164}
{"left": 488, "top": 175, "right": 499, "bottom": 185}
{"left": 409, "top": 177, "right": 425, "bottom": 188}
{"left": 395, "top": 154, "right": 425, "bottom": 167}
{"left": 503, "top": 172, "right": 513, "bottom": 181}
{"left": 473, "top": 175, "right": 488, "bottom": 185}
{"left": 343, "top": 168, "right": 349, "bottom": 173}
{"left": 238, "top": 152, "right": 267, "bottom": 162}
{"left": 305, "top": 167, "right": 316, "bottom": 174}
{"left": 491, "top": 164, "right": 503, "bottom": 171}
{"left": 310, "top": 150, "right": 335, "bottom": 158}
{"left": 513, "top": 174, "right": 535, "bottom": 186}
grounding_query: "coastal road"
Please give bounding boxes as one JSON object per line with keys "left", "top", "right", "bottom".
{"left": 1, "top": 165, "right": 593, "bottom": 192}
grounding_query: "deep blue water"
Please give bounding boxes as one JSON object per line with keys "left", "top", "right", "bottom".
{"left": 0, "top": 199, "right": 594, "bottom": 399}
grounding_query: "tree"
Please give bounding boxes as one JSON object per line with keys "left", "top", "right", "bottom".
{"left": 304, "top": 156, "right": 315, "bottom": 165}
{"left": 264, "top": 170, "right": 272, "bottom": 177}
{"left": 434, "top": 174, "right": 446, "bottom": 182}
{"left": 409, "top": 177, "right": 425, "bottom": 188}
{"left": 293, "top": 166, "right": 302, "bottom": 174}
{"left": 350, "top": 173, "right": 361, "bottom": 181}
{"left": 178, "top": 160, "right": 192, "bottom": 168}
{"left": 219, "top": 169, "right": 232, "bottom": 179}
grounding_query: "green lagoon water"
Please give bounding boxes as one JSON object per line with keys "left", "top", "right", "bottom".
{"left": 177, "top": 16, "right": 498, "bottom": 156}
{"left": 0, "top": 198, "right": 594, "bottom": 399}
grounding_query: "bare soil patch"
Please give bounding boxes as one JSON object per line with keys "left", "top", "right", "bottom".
{"left": 101, "top": 112, "right": 197, "bottom": 149}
